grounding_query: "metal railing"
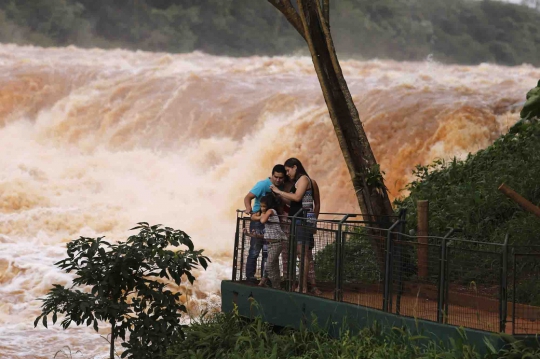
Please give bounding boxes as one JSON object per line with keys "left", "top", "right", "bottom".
{"left": 231, "top": 210, "right": 540, "bottom": 335}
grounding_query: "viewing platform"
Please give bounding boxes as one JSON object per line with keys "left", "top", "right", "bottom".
{"left": 221, "top": 210, "right": 540, "bottom": 350}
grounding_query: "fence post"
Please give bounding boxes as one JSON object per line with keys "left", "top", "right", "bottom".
{"left": 500, "top": 233, "right": 509, "bottom": 333}
{"left": 437, "top": 238, "right": 446, "bottom": 323}
{"left": 444, "top": 240, "right": 453, "bottom": 323}
{"left": 383, "top": 220, "right": 400, "bottom": 312}
{"left": 335, "top": 214, "right": 354, "bottom": 301}
{"left": 299, "top": 215, "right": 307, "bottom": 294}
{"left": 437, "top": 228, "right": 455, "bottom": 323}
{"left": 239, "top": 213, "right": 247, "bottom": 282}
{"left": 232, "top": 211, "right": 242, "bottom": 281}
{"left": 417, "top": 201, "right": 429, "bottom": 279}
{"left": 395, "top": 209, "right": 407, "bottom": 315}
{"left": 287, "top": 208, "right": 303, "bottom": 292}
{"left": 512, "top": 248, "right": 516, "bottom": 335}
{"left": 333, "top": 226, "right": 341, "bottom": 301}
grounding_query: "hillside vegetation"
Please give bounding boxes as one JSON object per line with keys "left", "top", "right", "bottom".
{"left": 1, "top": 0, "right": 540, "bottom": 65}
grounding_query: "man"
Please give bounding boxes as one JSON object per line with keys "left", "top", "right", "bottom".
{"left": 243, "top": 164, "right": 286, "bottom": 283}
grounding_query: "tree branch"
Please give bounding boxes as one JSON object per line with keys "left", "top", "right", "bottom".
{"left": 267, "top": 0, "right": 306, "bottom": 41}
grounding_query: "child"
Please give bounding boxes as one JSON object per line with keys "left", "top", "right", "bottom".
{"left": 244, "top": 194, "right": 287, "bottom": 289}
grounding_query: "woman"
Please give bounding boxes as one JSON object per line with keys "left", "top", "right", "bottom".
{"left": 271, "top": 158, "right": 321, "bottom": 295}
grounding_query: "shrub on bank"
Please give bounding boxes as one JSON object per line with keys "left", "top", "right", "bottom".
{"left": 166, "top": 309, "right": 489, "bottom": 359}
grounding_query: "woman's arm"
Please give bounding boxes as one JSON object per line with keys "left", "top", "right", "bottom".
{"left": 271, "top": 176, "right": 309, "bottom": 202}
{"left": 312, "top": 179, "right": 321, "bottom": 218}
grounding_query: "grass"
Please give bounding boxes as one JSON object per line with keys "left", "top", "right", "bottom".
{"left": 165, "top": 307, "right": 496, "bottom": 359}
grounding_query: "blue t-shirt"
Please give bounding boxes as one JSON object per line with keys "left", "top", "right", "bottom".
{"left": 250, "top": 178, "right": 272, "bottom": 213}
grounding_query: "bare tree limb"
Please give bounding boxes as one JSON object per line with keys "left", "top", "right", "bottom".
{"left": 323, "top": 0, "right": 330, "bottom": 25}
{"left": 267, "top": 0, "right": 306, "bottom": 41}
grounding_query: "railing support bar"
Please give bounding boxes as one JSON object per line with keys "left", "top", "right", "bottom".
{"left": 395, "top": 209, "right": 407, "bottom": 315}
{"left": 437, "top": 228, "right": 455, "bottom": 323}
{"left": 335, "top": 214, "right": 355, "bottom": 301}
{"left": 232, "top": 211, "right": 242, "bottom": 281}
{"left": 239, "top": 212, "right": 248, "bottom": 282}
{"left": 383, "top": 220, "right": 400, "bottom": 312}
{"left": 500, "top": 233, "right": 509, "bottom": 333}
{"left": 512, "top": 249, "right": 516, "bottom": 335}
{"left": 287, "top": 208, "right": 304, "bottom": 292}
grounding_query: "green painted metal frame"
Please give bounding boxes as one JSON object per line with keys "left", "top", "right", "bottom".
{"left": 221, "top": 280, "right": 508, "bottom": 355}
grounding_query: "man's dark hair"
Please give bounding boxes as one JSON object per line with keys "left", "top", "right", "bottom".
{"left": 272, "top": 164, "right": 286, "bottom": 175}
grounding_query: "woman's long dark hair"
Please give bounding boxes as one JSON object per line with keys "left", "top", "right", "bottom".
{"left": 284, "top": 158, "right": 309, "bottom": 181}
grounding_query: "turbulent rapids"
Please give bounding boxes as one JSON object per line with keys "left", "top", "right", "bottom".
{"left": 0, "top": 43, "right": 539, "bottom": 358}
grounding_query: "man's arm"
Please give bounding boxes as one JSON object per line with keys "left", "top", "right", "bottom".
{"left": 312, "top": 179, "right": 321, "bottom": 218}
{"left": 244, "top": 192, "right": 255, "bottom": 214}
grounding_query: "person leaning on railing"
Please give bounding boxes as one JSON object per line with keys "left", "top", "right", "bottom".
{"left": 243, "top": 164, "right": 286, "bottom": 284}
{"left": 271, "top": 158, "right": 322, "bottom": 295}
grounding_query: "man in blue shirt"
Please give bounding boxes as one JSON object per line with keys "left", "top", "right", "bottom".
{"left": 243, "top": 164, "right": 286, "bottom": 283}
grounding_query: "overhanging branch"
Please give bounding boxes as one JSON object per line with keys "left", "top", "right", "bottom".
{"left": 267, "top": 0, "right": 306, "bottom": 41}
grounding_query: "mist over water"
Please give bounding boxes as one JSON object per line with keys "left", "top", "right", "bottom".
{"left": 0, "top": 43, "right": 539, "bottom": 358}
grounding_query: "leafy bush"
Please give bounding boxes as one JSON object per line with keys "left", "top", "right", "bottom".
{"left": 315, "top": 227, "right": 383, "bottom": 285}
{"left": 34, "top": 223, "right": 210, "bottom": 359}
{"left": 167, "top": 308, "right": 493, "bottom": 359}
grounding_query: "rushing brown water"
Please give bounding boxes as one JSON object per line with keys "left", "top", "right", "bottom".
{"left": 1, "top": 43, "right": 539, "bottom": 358}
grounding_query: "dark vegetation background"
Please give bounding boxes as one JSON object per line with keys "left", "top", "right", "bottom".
{"left": 0, "top": 0, "right": 539, "bottom": 65}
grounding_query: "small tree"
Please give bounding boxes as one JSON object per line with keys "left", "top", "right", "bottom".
{"left": 34, "top": 223, "right": 210, "bottom": 359}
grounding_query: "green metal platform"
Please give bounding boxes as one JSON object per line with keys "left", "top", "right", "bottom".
{"left": 221, "top": 280, "right": 507, "bottom": 355}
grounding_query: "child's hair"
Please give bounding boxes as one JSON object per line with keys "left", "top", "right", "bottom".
{"left": 260, "top": 194, "right": 279, "bottom": 211}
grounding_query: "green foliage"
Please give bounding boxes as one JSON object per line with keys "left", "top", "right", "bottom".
{"left": 521, "top": 80, "right": 540, "bottom": 120}
{"left": 315, "top": 227, "right": 383, "bottom": 284}
{"left": 34, "top": 222, "right": 210, "bottom": 359}
{"left": 1, "top": 0, "right": 540, "bottom": 65}
{"left": 484, "top": 334, "right": 540, "bottom": 359}
{"left": 393, "top": 116, "right": 540, "bottom": 245}
{"left": 167, "top": 309, "right": 492, "bottom": 359}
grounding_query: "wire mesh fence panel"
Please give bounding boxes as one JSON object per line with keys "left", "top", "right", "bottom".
{"left": 290, "top": 219, "right": 338, "bottom": 295}
{"left": 234, "top": 214, "right": 294, "bottom": 289}
{"left": 238, "top": 216, "right": 267, "bottom": 283}
{"left": 340, "top": 225, "right": 387, "bottom": 310}
{"left": 512, "top": 251, "right": 540, "bottom": 335}
{"left": 391, "top": 238, "right": 441, "bottom": 322}
{"left": 232, "top": 216, "right": 248, "bottom": 282}
{"left": 309, "top": 220, "right": 339, "bottom": 299}
{"left": 445, "top": 242, "right": 502, "bottom": 332}
{"left": 230, "top": 210, "right": 540, "bottom": 335}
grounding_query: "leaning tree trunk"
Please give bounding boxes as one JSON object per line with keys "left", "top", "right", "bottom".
{"left": 268, "top": 0, "right": 394, "bottom": 220}
{"left": 268, "top": 0, "right": 395, "bottom": 270}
